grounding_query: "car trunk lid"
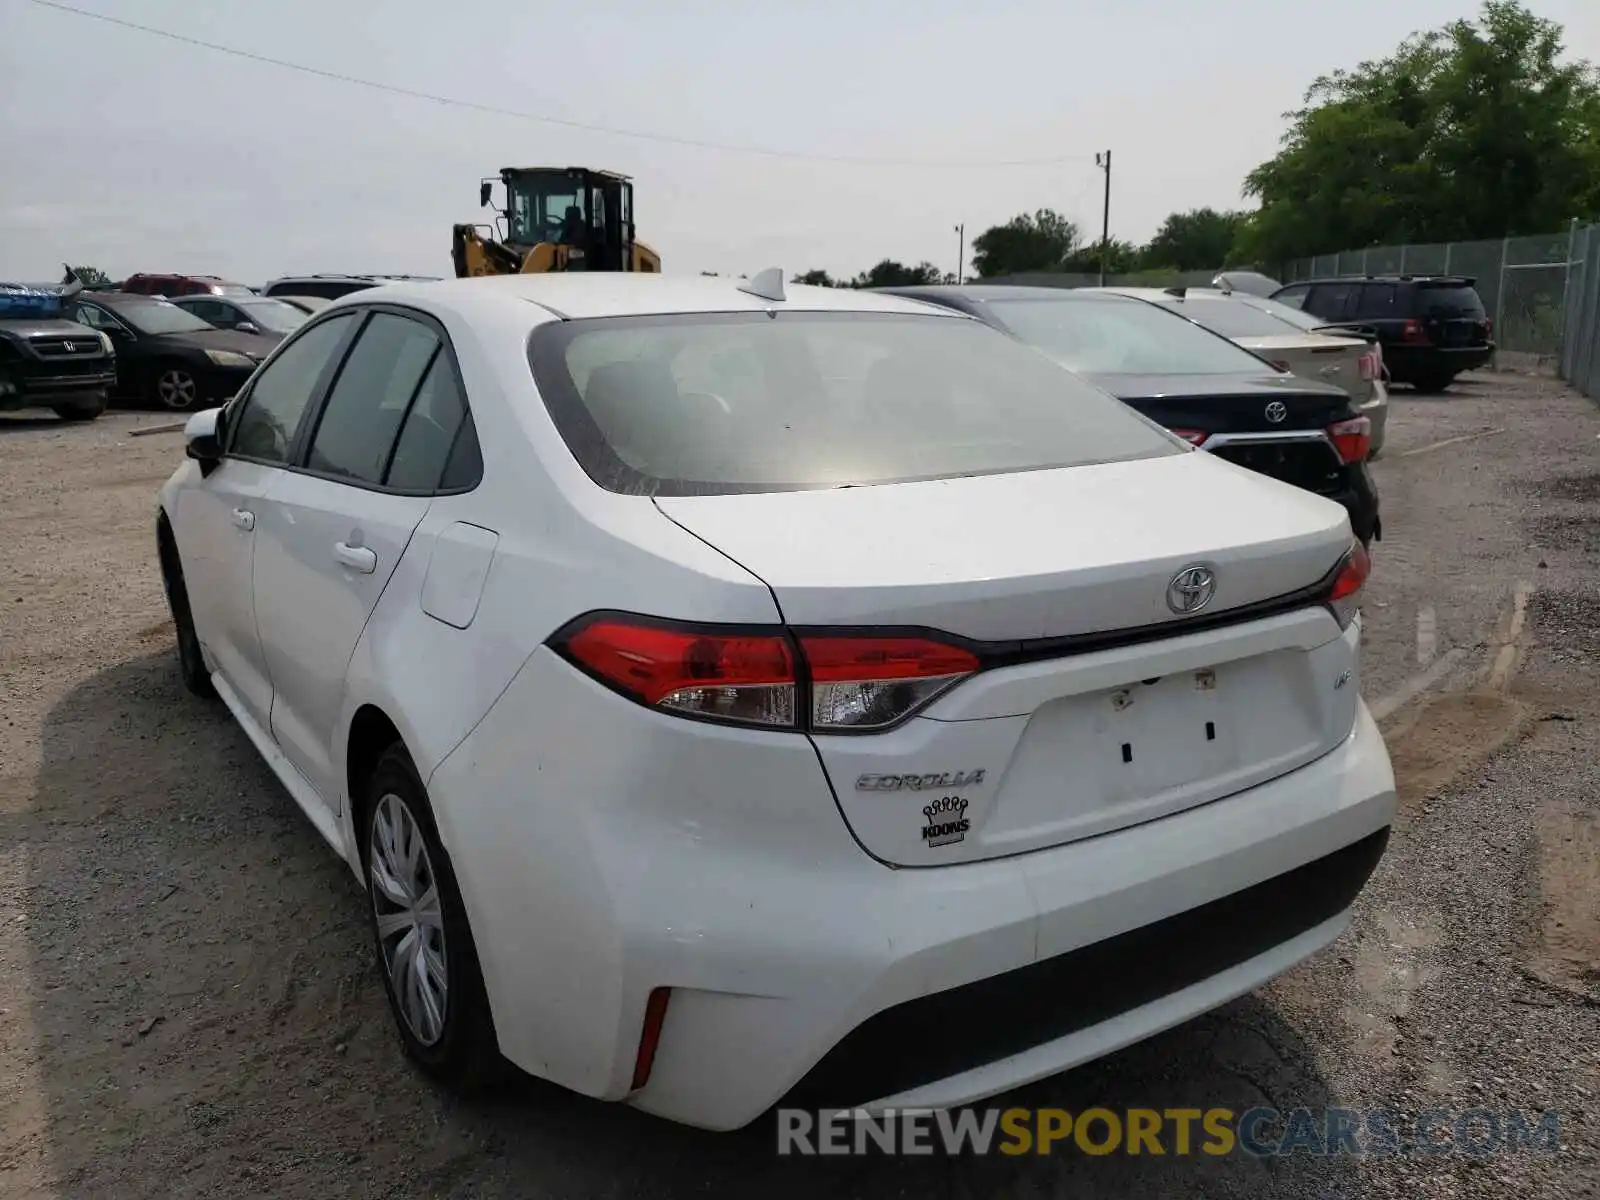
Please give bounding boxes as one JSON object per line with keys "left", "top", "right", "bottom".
{"left": 655, "top": 454, "right": 1361, "bottom": 865}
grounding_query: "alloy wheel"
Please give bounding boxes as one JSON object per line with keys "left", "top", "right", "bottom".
{"left": 156, "top": 369, "right": 198, "bottom": 410}
{"left": 369, "top": 792, "right": 449, "bottom": 1046}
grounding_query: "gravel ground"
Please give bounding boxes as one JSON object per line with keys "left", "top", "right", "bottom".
{"left": 1, "top": 376, "right": 1597, "bottom": 1199}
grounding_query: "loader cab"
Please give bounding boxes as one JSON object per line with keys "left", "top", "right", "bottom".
{"left": 494, "top": 167, "right": 639, "bottom": 272}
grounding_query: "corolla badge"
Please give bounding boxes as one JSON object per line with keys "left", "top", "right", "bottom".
{"left": 1167, "top": 564, "right": 1217, "bottom": 615}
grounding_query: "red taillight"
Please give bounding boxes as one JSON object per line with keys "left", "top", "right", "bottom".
{"left": 1402, "top": 318, "right": 1429, "bottom": 345}
{"left": 1326, "top": 415, "right": 1372, "bottom": 464}
{"left": 1484, "top": 317, "right": 1493, "bottom": 338}
{"left": 553, "top": 618, "right": 980, "bottom": 731}
{"left": 1357, "top": 344, "right": 1382, "bottom": 381}
{"left": 1326, "top": 541, "right": 1371, "bottom": 629}
{"left": 1169, "top": 428, "right": 1209, "bottom": 446}
{"left": 630, "top": 987, "right": 671, "bottom": 1091}
{"left": 802, "top": 636, "right": 980, "bottom": 730}
{"left": 559, "top": 619, "right": 797, "bottom": 726}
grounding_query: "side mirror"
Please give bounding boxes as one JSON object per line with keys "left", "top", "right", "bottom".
{"left": 235, "top": 321, "right": 261, "bottom": 335}
{"left": 479, "top": 181, "right": 493, "bottom": 208}
{"left": 184, "top": 406, "right": 224, "bottom": 472}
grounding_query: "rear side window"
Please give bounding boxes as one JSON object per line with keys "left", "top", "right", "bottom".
{"left": 1419, "top": 285, "right": 1486, "bottom": 319}
{"left": 385, "top": 354, "right": 481, "bottom": 491}
{"left": 1354, "top": 284, "right": 1399, "bottom": 317}
{"left": 1306, "top": 283, "right": 1357, "bottom": 320}
{"left": 305, "top": 313, "right": 440, "bottom": 485}
{"left": 528, "top": 311, "right": 1180, "bottom": 497}
{"left": 229, "top": 314, "right": 355, "bottom": 463}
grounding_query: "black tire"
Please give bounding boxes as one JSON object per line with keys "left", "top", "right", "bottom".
{"left": 1411, "top": 374, "right": 1454, "bottom": 394}
{"left": 156, "top": 522, "right": 216, "bottom": 699}
{"left": 362, "top": 743, "right": 504, "bottom": 1088}
{"left": 52, "top": 392, "right": 108, "bottom": 422}
{"left": 148, "top": 362, "right": 204, "bottom": 411}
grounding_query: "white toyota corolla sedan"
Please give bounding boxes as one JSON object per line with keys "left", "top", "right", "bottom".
{"left": 156, "top": 271, "right": 1396, "bottom": 1131}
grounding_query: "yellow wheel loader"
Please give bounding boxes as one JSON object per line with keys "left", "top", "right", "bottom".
{"left": 451, "top": 166, "right": 661, "bottom": 277}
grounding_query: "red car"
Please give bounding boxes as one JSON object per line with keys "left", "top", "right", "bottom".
{"left": 120, "top": 273, "right": 254, "bottom": 299}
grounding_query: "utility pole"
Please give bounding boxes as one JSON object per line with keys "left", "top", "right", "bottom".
{"left": 1094, "top": 151, "right": 1112, "bottom": 286}
{"left": 954, "top": 224, "right": 965, "bottom": 285}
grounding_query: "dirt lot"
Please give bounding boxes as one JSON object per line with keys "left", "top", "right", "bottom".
{"left": 2, "top": 378, "right": 1599, "bottom": 1199}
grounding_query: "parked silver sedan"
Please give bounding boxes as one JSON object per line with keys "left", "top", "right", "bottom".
{"left": 1106, "top": 287, "right": 1391, "bottom": 458}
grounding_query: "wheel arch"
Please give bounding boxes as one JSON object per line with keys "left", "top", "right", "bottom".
{"left": 346, "top": 703, "right": 405, "bottom": 869}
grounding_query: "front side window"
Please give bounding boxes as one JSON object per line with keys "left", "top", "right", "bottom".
{"left": 236, "top": 298, "right": 309, "bottom": 334}
{"left": 529, "top": 311, "right": 1180, "bottom": 497}
{"left": 229, "top": 314, "right": 354, "bottom": 464}
{"left": 985, "top": 297, "right": 1271, "bottom": 376}
{"left": 305, "top": 313, "right": 440, "bottom": 485}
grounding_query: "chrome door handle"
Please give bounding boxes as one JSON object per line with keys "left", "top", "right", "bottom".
{"left": 231, "top": 508, "right": 255, "bottom": 531}
{"left": 334, "top": 541, "right": 377, "bottom": 574}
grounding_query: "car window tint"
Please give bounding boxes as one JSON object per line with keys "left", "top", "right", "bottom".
{"left": 229, "top": 314, "right": 353, "bottom": 464}
{"left": 306, "top": 312, "right": 439, "bottom": 485}
{"left": 1273, "top": 285, "right": 1310, "bottom": 310}
{"left": 1354, "top": 284, "right": 1398, "bottom": 317}
{"left": 1419, "top": 286, "right": 1486, "bottom": 318}
{"left": 385, "top": 354, "right": 475, "bottom": 491}
{"left": 73, "top": 304, "right": 120, "bottom": 332}
{"left": 440, "top": 414, "right": 484, "bottom": 491}
{"left": 1307, "top": 284, "right": 1356, "bottom": 320}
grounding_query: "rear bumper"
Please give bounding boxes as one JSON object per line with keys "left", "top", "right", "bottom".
{"left": 1334, "top": 462, "right": 1380, "bottom": 544}
{"left": 431, "top": 650, "right": 1396, "bottom": 1131}
{"left": 1384, "top": 344, "right": 1493, "bottom": 381}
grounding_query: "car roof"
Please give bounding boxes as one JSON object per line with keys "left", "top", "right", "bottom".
{"left": 881, "top": 284, "right": 1145, "bottom": 304}
{"left": 337, "top": 274, "right": 975, "bottom": 323}
{"left": 1281, "top": 275, "right": 1480, "bottom": 287}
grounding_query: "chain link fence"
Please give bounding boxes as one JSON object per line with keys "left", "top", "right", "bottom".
{"left": 1283, "top": 230, "right": 1580, "bottom": 359}
{"left": 1561, "top": 224, "right": 1600, "bottom": 402}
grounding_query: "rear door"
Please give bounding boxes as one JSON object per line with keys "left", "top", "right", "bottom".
{"left": 1417, "top": 282, "right": 1491, "bottom": 347}
{"left": 250, "top": 308, "right": 450, "bottom": 808}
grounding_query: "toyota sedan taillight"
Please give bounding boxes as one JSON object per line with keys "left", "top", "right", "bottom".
{"left": 551, "top": 617, "right": 980, "bottom": 732}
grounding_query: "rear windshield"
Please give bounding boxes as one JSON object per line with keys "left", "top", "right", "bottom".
{"left": 984, "top": 296, "right": 1270, "bottom": 376}
{"left": 528, "top": 311, "right": 1181, "bottom": 497}
{"left": 1419, "top": 285, "right": 1486, "bottom": 319}
{"left": 1163, "top": 298, "right": 1302, "bottom": 338}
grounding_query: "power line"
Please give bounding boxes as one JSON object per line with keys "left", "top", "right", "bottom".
{"left": 21, "top": 0, "right": 1095, "bottom": 170}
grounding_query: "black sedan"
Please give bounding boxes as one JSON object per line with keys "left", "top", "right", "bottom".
{"left": 167, "top": 294, "right": 310, "bottom": 344}
{"left": 64, "top": 292, "right": 278, "bottom": 411}
{"left": 880, "top": 285, "right": 1382, "bottom": 545}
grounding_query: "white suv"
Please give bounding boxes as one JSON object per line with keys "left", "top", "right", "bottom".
{"left": 157, "top": 272, "right": 1395, "bottom": 1131}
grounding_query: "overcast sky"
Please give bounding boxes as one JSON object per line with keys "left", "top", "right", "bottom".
{"left": 3, "top": 0, "right": 1598, "bottom": 285}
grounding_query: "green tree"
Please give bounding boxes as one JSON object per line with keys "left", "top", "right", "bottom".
{"left": 971, "top": 210, "right": 1080, "bottom": 277}
{"left": 846, "top": 260, "right": 948, "bottom": 288}
{"left": 1061, "top": 237, "right": 1142, "bottom": 276}
{"left": 1142, "top": 209, "right": 1246, "bottom": 270}
{"left": 1238, "top": 1, "right": 1600, "bottom": 263}
{"left": 65, "top": 265, "right": 112, "bottom": 287}
{"left": 791, "top": 269, "right": 837, "bottom": 286}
